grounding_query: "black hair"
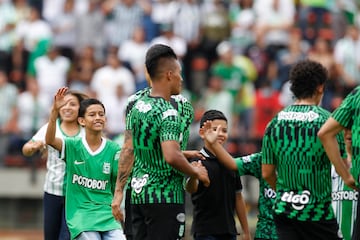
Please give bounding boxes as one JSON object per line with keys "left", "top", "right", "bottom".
{"left": 145, "top": 44, "right": 177, "bottom": 80}
{"left": 79, "top": 98, "right": 105, "bottom": 118}
{"left": 289, "top": 59, "right": 328, "bottom": 100}
{"left": 199, "top": 110, "right": 227, "bottom": 128}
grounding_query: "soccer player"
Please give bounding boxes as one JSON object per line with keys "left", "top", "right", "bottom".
{"left": 112, "top": 44, "right": 209, "bottom": 240}
{"left": 186, "top": 110, "right": 251, "bottom": 240}
{"left": 331, "top": 129, "right": 357, "bottom": 240}
{"left": 261, "top": 59, "right": 345, "bottom": 239}
{"left": 318, "top": 86, "right": 360, "bottom": 239}
{"left": 112, "top": 82, "right": 200, "bottom": 240}
{"left": 45, "top": 87, "right": 125, "bottom": 240}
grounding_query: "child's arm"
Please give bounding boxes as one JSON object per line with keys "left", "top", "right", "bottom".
{"left": 235, "top": 192, "right": 251, "bottom": 240}
{"left": 45, "top": 87, "right": 68, "bottom": 151}
{"left": 22, "top": 139, "right": 46, "bottom": 157}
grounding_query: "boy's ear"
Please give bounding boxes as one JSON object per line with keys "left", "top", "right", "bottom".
{"left": 78, "top": 117, "right": 85, "bottom": 127}
{"left": 198, "top": 127, "right": 205, "bottom": 139}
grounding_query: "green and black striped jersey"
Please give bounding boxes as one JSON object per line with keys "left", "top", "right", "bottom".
{"left": 126, "top": 87, "right": 194, "bottom": 151}
{"left": 235, "top": 153, "right": 277, "bottom": 239}
{"left": 127, "top": 94, "right": 184, "bottom": 204}
{"left": 262, "top": 104, "right": 345, "bottom": 221}
{"left": 332, "top": 86, "right": 360, "bottom": 185}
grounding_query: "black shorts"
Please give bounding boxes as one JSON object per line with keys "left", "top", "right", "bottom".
{"left": 131, "top": 203, "right": 185, "bottom": 240}
{"left": 274, "top": 213, "right": 342, "bottom": 240}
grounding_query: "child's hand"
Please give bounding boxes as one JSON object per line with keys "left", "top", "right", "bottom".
{"left": 53, "top": 87, "right": 69, "bottom": 111}
{"left": 201, "top": 120, "right": 221, "bottom": 145}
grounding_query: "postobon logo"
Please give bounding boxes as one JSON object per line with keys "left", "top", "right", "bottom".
{"left": 281, "top": 190, "right": 310, "bottom": 210}
{"left": 332, "top": 191, "right": 358, "bottom": 201}
{"left": 131, "top": 174, "right": 149, "bottom": 194}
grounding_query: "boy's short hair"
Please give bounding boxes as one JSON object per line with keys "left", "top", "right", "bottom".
{"left": 200, "top": 110, "right": 227, "bottom": 128}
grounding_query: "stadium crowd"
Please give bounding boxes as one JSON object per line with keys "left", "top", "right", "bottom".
{"left": 0, "top": 0, "right": 358, "bottom": 163}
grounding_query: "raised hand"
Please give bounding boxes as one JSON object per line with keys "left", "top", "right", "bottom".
{"left": 201, "top": 120, "right": 220, "bottom": 145}
{"left": 53, "top": 87, "right": 69, "bottom": 111}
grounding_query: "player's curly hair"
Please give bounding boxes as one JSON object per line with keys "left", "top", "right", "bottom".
{"left": 289, "top": 59, "right": 328, "bottom": 100}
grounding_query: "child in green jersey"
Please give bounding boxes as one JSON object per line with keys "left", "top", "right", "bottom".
{"left": 45, "top": 87, "right": 125, "bottom": 240}
{"left": 186, "top": 110, "right": 251, "bottom": 240}
{"left": 22, "top": 89, "right": 88, "bottom": 240}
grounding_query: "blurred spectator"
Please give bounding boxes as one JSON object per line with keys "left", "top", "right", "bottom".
{"left": 75, "top": 0, "right": 105, "bottom": 62}
{"left": 15, "top": 6, "right": 52, "bottom": 53}
{"left": 334, "top": 24, "right": 360, "bottom": 95}
{"left": 50, "top": 0, "right": 77, "bottom": 61}
{"left": 9, "top": 79, "right": 49, "bottom": 155}
{"left": 199, "top": 0, "right": 231, "bottom": 65}
{"left": 254, "top": 0, "right": 295, "bottom": 60}
{"left": 252, "top": 80, "right": 282, "bottom": 147}
{"left": 69, "top": 45, "right": 102, "bottom": 92}
{"left": 199, "top": 74, "right": 234, "bottom": 133}
{"left": 103, "top": 0, "right": 144, "bottom": 48}
{"left": 150, "top": 23, "right": 187, "bottom": 60}
{"left": 151, "top": 0, "right": 178, "bottom": 26}
{"left": 33, "top": 45, "right": 71, "bottom": 103}
{"left": 229, "top": 0, "right": 256, "bottom": 55}
{"left": 297, "top": 0, "right": 330, "bottom": 45}
{"left": 275, "top": 29, "right": 308, "bottom": 90}
{"left": 211, "top": 41, "right": 248, "bottom": 137}
{"left": 308, "top": 37, "right": 339, "bottom": 110}
{"left": 0, "top": 0, "right": 17, "bottom": 74}
{"left": 104, "top": 83, "right": 127, "bottom": 139}
{"left": 0, "top": 70, "right": 18, "bottom": 166}
{"left": 90, "top": 51, "right": 135, "bottom": 106}
{"left": 118, "top": 26, "right": 149, "bottom": 91}
{"left": 138, "top": 0, "right": 159, "bottom": 42}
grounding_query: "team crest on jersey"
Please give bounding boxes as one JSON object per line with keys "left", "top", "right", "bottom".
{"left": 131, "top": 174, "right": 149, "bottom": 194}
{"left": 135, "top": 100, "right": 152, "bottom": 113}
{"left": 103, "top": 162, "right": 110, "bottom": 174}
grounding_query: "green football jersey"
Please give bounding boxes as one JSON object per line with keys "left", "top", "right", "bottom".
{"left": 332, "top": 166, "right": 358, "bottom": 240}
{"left": 170, "top": 94, "right": 194, "bottom": 150}
{"left": 127, "top": 94, "right": 184, "bottom": 204}
{"left": 64, "top": 137, "right": 121, "bottom": 239}
{"left": 332, "top": 86, "right": 360, "bottom": 185}
{"left": 126, "top": 88, "right": 194, "bottom": 151}
{"left": 235, "top": 153, "right": 277, "bottom": 239}
{"left": 262, "top": 105, "right": 345, "bottom": 221}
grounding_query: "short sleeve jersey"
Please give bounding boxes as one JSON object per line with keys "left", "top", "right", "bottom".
{"left": 235, "top": 153, "right": 278, "bottom": 239}
{"left": 262, "top": 105, "right": 345, "bottom": 221}
{"left": 127, "top": 94, "right": 183, "bottom": 204}
{"left": 170, "top": 94, "right": 194, "bottom": 150}
{"left": 332, "top": 86, "right": 360, "bottom": 183}
{"left": 63, "top": 137, "right": 121, "bottom": 239}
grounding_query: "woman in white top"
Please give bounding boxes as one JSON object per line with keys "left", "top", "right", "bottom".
{"left": 22, "top": 90, "right": 88, "bottom": 240}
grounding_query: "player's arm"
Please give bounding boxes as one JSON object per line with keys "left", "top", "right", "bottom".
{"left": 201, "top": 120, "right": 238, "bottom": 171}
{"left": 111, "top": 129, "right": 134, "bottom": 221}
{"left": 262, "top": 164, "right": 276, "bottom": 190}
{"left": 318, "top": 117, "right": 357, "bottom": 190}
{"left": 185, "top": 160, "right": 203, "bottom": 193}
{"left": 182, "top": 150, "right": 205, "bottom": 161}
{"left": 235, "top": 192, "right": 251, "bottom": 240}
{"left": 45, "top": 87, "right": 68, "bottom": 152}
{"left": 162, "top": 141, "right": 210, "bottom": 187}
